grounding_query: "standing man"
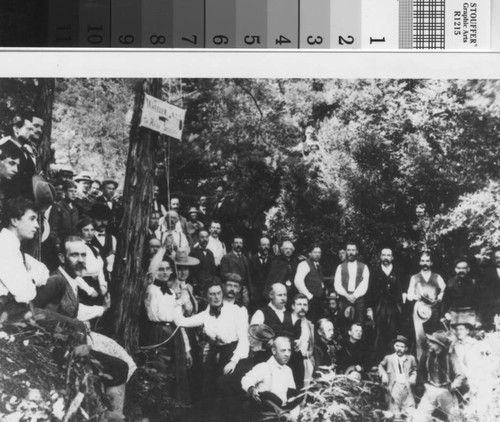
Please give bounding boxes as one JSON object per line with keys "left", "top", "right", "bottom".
{"left": 185, "top": 207, "right": 204, "bottom": 248}
{"left": 189, "top": 230, "right": 217, "bottom": 296}
{"left": 170, "top": 196, "right": 188, "bottom": 234}
{"left": 265, "top": 240, "right": 300, "bottom": 300}
{"left": 249, "top": 237, "right": 273, "bottom": 312}
{"left": 415, "top": 331, "right": 465, "bottom": 422}
{"left": 289, "top": 294, "right": 314, "bottom": 389}
{"left": 73, "top": 171, "right": 94, "bottom": 216}
{"left": 294, "top": 245, "right": 325, "bottom": 322}
{"left": 95, "top": 179, "right": 123, "bottom": 237}
{"left": 250, "top": 283, "right": 294, "bottom": 364}
{"left": 221, "top": 236, "right": 252, "bottom": 307}
{"left": 407, "top": 252, "right": 446, "bottom": 360}
{"left": 207, "top": 221, "right": 227, "bottom": 269}
{"left": 367, "top": 248, "right": 404, "bottom": 361}
{"left": 334, "top": 242, "right": 370, "bottom": 324}
{"left": 197, "top": 195, "right": 209, "bottom": 227}
{"left": 378, "top": 336, "right": 417, "bottom": 418}
{"left": 152, "top": 185, "right": 167, "bottom": 216}
{"left": 89, "top": 203, "right": 116, "bottom": 281}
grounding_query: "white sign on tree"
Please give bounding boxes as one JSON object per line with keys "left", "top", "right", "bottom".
{"left": 140, "top": 94, "right": 186, "bottom": 140}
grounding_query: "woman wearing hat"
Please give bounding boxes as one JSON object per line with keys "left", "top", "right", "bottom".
{"left": 143, "top": 253, "right": 193, "bottom": 404}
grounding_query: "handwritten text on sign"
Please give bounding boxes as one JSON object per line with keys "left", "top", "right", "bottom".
{"left": 140, "top": 94, "right": 186, "bottom": 140}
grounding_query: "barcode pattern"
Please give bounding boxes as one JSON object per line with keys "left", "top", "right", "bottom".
{"left": 413, "top": 0, "right": 445, "bottom": 49}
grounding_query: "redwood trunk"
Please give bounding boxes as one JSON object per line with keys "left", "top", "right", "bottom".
{"left": 111, "top": 78, "right": 161, "bottom": 351}
{"left": 34, "top": 78, "right": 55, "bottom": 175}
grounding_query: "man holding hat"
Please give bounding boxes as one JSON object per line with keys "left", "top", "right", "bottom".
{"left": 73, "top": 171, "right": 94, "bottom": 216}
{"left": 378, "top": 335, "right": 417, "bottom": 417}
{"left": 415, "top": 331, "right": 465, "bottom": 422}
{"left": 95, "top": 179, "right": 123, "bottom": 237}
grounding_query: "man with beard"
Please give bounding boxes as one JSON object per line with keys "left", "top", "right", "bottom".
{"left": 334, "top": 243, "right": 370, "bottom": 324}
{"left": 366, "top": 248, "right": 404, "bottom": 361}
{"left": 190, "top": 230, "right": 217, "bottom": 296}
{"left": 294, "top": 245, "right": 325, "bottom": 322}
{"left": 88, "top": 203, "right": 116, "bottom": 282}
{"left": 441, "top": 258, "right": 481, "bottom": 324}
{"left": 152, "top": 185, "right": 167, "bottom": 216}
{"left": 88, "top": 180, "right": 101, "bottom": 203}
{"left": 156, "top": 210, "right": 190, "bottom": 253}
{"left": 221, "top": 236, "right": 252, "bottom": 307}
{"left": 251, "top": 283, "right": 294, "bottom": 364}
{"left": 265, "top": 240, "right": 300, "bottom": 302}
{"left": 95, "top": 179, "right": 123, "bottom": 237}
{"left": 207, "top": 221, "right": 226, "bottom": 268}
{"left": 249, "top": 237, "right": 273, "bottom": 311}
{"left": 186, "top": 207, "right": 204, "bottom": 248}
{"left": 147, "top": 211, "right": 161, "bottom": 240}
{"left": 313, "top": 319, "right": 338, "bottom": 374}
{"left": 289, "top": 294, "right": 314, "bottom": 389}
{"left": 198, "top": 195, "right": 209, "bottom": 227}
{"left": 241, "top": 336, "right": 300, "bottom": 420}
{"left": 407, "top": 252, "right": 446, "bottom": 360}
{"left": 378, "top": 336, "right": 417, "bottom": 418}
{"left": 0, "top": 115, "right": 36, "bottom": 198}
{"left": 170, "top": 196, "right": 188, "bottom": 234}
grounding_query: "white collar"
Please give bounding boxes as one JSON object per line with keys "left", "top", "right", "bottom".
{"left": 269, "top": 303, "right": 285, "bottom": 314}
{"left": 1, "top": 228, "right": 21, "bottom": 249}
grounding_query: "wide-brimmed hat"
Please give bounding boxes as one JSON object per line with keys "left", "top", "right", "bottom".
{"left": 248, "top": 324, "right": 275, "bottom": 343}
{"left": 426, "top": 331, "right": 451, "bottom": 349}
{"left": 174, "top": 249, "right": 199, "bottom": 266}
{"left": 327, "top": 290, "right": 339, "bottom": 300}
{"left": 223, "top": 273, "right": 242, "bottom": 285}
{"left": 101, "top": 179, "right": 118, "bottom": 189}
{"left": 32, "top": 175, "right": 56, "bottom": 211}
{"left": 74, "top": 171, "right": 93, "bottom": 183}
{"left": 414, "top": 301, "right": 432, "bottom": 322}
{"left": 89, "top": 203, "right": 112, "bottom": 220}
{"left": 393, "top": 335, "right": 409, "bottom": 346}
{"left": 449, "top": 307, "right": 477, "bottom": 328}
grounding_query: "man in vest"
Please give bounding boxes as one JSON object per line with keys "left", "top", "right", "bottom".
{"left": 334, "top": 242, "right": 370, "bottom": 325}
{"left": 407, "top": 251, "right": 446, "bottom": 360}
{"left": 294, "top": 244, "right": 325, "bottom": 322}
{"left": 250, "top": 283, "right": 294, "bottom": 364}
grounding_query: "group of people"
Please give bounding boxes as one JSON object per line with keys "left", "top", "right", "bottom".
{"left": 1, "top": 113, "right": 500, "bottom": 422}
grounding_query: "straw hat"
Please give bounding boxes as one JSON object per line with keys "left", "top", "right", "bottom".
{"left": 174, "top": 249, "right": 199, "bottom": 266}
{"left": 414, "top": 301, "right": 432, "bottom": 322}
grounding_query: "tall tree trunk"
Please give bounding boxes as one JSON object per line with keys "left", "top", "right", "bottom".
{"left": 111, "top": 79, "right": 161, "bottom": 351}
{"left": 34, "top": 78, "right": 55, "bottom": 175}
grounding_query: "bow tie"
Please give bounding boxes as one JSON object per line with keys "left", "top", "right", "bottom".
{"left": 154, "top": 280, "right": 173, "bottom": 295}
{"left": 209, "top": 305, "right": 222, "bottom": 318}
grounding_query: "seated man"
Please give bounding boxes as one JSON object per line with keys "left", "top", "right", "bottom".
{"left": 336, "top": 323, "right": 373, "bottom": 376}
{"left": 241, "top": 336, "right": 300, "bottom": 420}
{"left": 313, "top": 318, "right": 338, "bottom": 375}
{"left": 34, "top": 236, "right": 134, "bottom": 421}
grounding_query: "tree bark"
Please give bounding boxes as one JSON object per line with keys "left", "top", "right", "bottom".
{"left": 110, "top": 78, "right": 161, "bottom": 351}
{"left": 34, "top": 78, "right": 55, "bottom": 175}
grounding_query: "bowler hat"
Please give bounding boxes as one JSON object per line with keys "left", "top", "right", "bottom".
{"left": 187, "top": 207, "right": 198, "bottom": 215}
{"left": 223, "top": 273, "right": 242, "bottom": 284}
{"left": 74, "top": 171, "right": 93, "bottom": 183}
{"left": 32, "top": 175, "right": 56, "bottom": 211}
{"left": 426, "top": 331, "right": 451, "bottom": 349}
{"left": 393, "top": 335, "right": 409, "bottom": 346}
{"left": 174, "top": 249, "right": 199, "bottom": 266}
{"left": 101, "top": 179, "right": 118, "bottom": 189}
{"left": 248, "top": 324, "right": 275, "bottom": 343}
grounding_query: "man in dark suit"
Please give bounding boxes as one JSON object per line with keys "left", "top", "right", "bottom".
{"left": 264, "top": 240, "right": 300, "bottom": 301}
{"left": 249, "top": 237, "right": 273, "bottom": 312}
{"left": 95, "top": 179, "right": 123, "bottom": 237}
{"left": 221, "top": 236, "right": 252, "bottom": 307}
{"left": 190, "top": 230, "right": 217, "bottom": 296}
{"left": 481, "top": 249, "right": 500, "bottom": 329}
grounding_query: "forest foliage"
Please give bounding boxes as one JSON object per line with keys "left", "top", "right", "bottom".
{"left": 1, "top": 78, "right": 500, "bottom": 274}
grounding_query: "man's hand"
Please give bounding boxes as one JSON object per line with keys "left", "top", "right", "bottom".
{"left": 450, "top": 380, "right": 461, "bottom": 391}
{"left": 248, "top": 386, "right": 261, "bottom": 403}
{"left": 381, "top": 373, "right": 389, "bottom": 385}
{"left": 366, "top": 308, "right": 374, "bottom": 321}
{"left": 346, "top": 294, "right": 356, "bottom": 304}
{"left": 103, "top": 294, "right": 111, "bottom": 310}
{"left": 186, "top": 351, "right": 193, "bottom": 368}
{"left": 223, "top": 360, "right": 237, "bottom": 375}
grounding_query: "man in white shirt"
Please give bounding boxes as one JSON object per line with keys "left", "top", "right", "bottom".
{"left": 241, "top": 336, "right": 300, "bottom": 420}
{"left": 334, "top": 243, "right": 370, "bottom": 324}
{"left": 174, "top": 281, "right": 250, "bottom": 421}
{"left": 0, "top": 197, "right": 49, "bottom": 318}
{"left": 156, "top": 211, "right": 190, "bottom": 254}
{"left": 206, "top": 221, "right": 226, "bottom": 267}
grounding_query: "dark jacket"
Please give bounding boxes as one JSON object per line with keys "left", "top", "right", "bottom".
{"left": 367, "top": 265, "right": 403, "bottom": 313}
{"left": 265, "top": 254, "right": 299, "bottom": 295}
{"left": 95, "top": 196, "right": 124, "bottom": 237}
{"left": 221, "top": 251, "right": 252, "bottom": 294}
{"left": 249, "top": 253, "right": 273, "bottom": 301}
{"left": 48, "top": 200, "right": 79, "bottom": 248}
{"left": 190, "top": 246, "right": 217, "bottom": 287}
